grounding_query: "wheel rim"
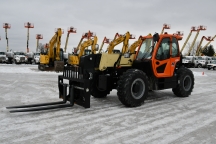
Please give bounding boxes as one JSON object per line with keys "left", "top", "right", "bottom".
{"left": 198, "top": 65, "right": 201, "bottom": 68}
{"left": 131, "top": 78, "right": 145, "bottom": 99}
{"left": 183, "top": 75, "right": 192, "bottom": 91}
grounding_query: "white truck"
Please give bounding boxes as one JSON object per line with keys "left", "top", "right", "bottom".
{"left": 196, "top": 56, "right": 212, "bottom": 68}
{"left": 33, "top": 52, "right": 40, "bottom": 64}
{"left": 13, "top": 52, "right": 27, "bottom": 64}
{"left": 0, "top": 52, "right": 8, "bottom": 63}
{"left": 5, "top": 51, "right": 14, "bottom": 64}
{"left": 25, "top": 52, "right": 34, "bottom": 64}
{"left": 182, "top": 56, "right": 195, "bottom": 68}
{"left": 207, "top": 60, "right": 216, "bottom": 70}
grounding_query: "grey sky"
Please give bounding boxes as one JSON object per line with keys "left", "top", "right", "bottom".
{"left": 0, "top": 0, "right": 216, "bottom": 54}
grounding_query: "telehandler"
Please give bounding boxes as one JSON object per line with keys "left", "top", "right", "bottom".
{"left": 38, "top": 28, "right": 64, "bottom": 71}
{"left": 6, "top": 32, "right": 194, "bottom": 112}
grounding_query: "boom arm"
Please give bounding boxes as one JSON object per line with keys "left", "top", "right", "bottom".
{"left": 98, "top": 37, "right": 110, "bottom": 53}
{"left": 199, "top": 35, "right": 216, "bottom": 55}
{"left": 128, "top": 36, "right": 143, "bottom": 53}
{"left": 48, "top": 28, "right": 62, "bottom": 60}
{"left": 78, "top": 36, "right": 98, "bottom": 57}
{"left": 107, "top": 32, "right": 132, "bottom": 54}
{"left": 75, "top": 31, "right": 94, "bottom": 53}
{"left": 196, "top": 36, "right": 213, "bottom": 56}
{"left": 186, "top": 30, "right": 200, "bottom": 56}
{"left": 64, "top": 32, "right": 70, "bottom": 52}
{"left": 128, "top": 33, "right": 152, "bottom": 53}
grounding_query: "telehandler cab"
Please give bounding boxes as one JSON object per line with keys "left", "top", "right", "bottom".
{"left": 6, "top": 32, "right": 194, "bottom": 113}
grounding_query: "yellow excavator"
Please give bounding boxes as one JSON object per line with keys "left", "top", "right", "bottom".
{"left": 127, "top": 33, "right": 152, "bottom": 54}
{"left": 105, "top": 31, "right": 135, "bottom": 54}
{"left": 38, "top": 28, "right": 64, "bottom": 71}
{"left": 67, "top": 31, "right": 98, "bottom": 65}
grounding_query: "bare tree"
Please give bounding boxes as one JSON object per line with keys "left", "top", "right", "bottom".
{"left": 183, "top": 41, "right": 200, "bottom": 56}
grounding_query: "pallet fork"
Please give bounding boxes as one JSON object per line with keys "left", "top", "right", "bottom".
{"left": 6, "top": 66, "right": 91, "bottom": 113}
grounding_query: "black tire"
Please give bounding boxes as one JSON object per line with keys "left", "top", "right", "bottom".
{"left": 197, "top": 64, "right": 202, "bottom": 68}
{"left": 117, "top": 69, "right": 149, "bottom": 107}
{"left": 38, "top": 64, "right": 45, "bottom": 71}
{"left": 208, "top": 67, "right": 211, "bottom": 70}
{"left": 213, "top": 67, "right": 216, "bottom": 70}
{"left": 172, "top": 67, "right": 194, "bottom": 97}
{"left": 91, "top": 73, "right": 112, "bottom": 98}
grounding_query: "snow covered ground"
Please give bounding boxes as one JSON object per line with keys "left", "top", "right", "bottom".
{"left": 0, "top": 64, "right": 216, "bottom": 144}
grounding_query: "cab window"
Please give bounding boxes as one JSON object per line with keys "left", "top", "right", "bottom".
{"left": 171, "top": 37, "right": 179, "bottom": 57}
{"left": 156, "top": 38, "right": 170, "bottom": 60}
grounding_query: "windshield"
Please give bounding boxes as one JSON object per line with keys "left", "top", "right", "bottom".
{"left": 14, "top": 52, "right": 25, "bottom": 55}
{"left": 137, "top": 38, "right": 153, "bottom": 59}
{"left": 198, "top": 57, "right": 204, "bottom": 60}
{"left": 0, "top": 52, "right": 5, "bottom": 55}
{"left": 183, "top": 57, "right": 191, "bottom": 60}
{"left": 35, "top": 53, "right": 40, "bottom": 56}
{"left": 212, "top": 60, "right": 216, "bottom": 64}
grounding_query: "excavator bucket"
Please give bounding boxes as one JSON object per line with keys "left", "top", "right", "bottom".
{"left": 6, "top": 64, "right": 91, "bottom": 113}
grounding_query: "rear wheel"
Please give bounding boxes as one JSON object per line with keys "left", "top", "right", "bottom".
{"left": 117, "top": 69, "right": 148, "bottom": 107}
{"left": 172, "top": 67, "right": 194, "bottom": 97}
{"left": 213, "top": 67, "right": 216, "bottom": 70}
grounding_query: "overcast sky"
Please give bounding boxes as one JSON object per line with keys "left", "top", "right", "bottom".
{"left": 0, "top": 0, "right": 216, "bottom": 54}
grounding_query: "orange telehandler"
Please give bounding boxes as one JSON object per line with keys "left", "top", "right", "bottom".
{"left": 6, "top": 31, "right": 194, "bottom": 112}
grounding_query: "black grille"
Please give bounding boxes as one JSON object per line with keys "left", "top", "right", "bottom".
{"left": 0, "top": 57, "right": 6, "bottom": 60}
{"left": 20, "top": 57, "right": 25, "bottom": 60}
{"left": 63, "top": 66, "right": 83, "bottom": 79}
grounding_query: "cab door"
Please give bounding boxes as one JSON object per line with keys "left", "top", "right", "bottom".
{"left": 170, "top": 37, "right": 180, "bottom": 76}
{"left": 152, "top": 37, "right": 172, "bottom": 78}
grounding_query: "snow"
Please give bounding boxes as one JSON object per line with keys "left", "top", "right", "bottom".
{"left": 0, "top": 65, "right": 216, "bottom": 144}
{"left": 0, "top": 64, "right": 62, "bottom": 74}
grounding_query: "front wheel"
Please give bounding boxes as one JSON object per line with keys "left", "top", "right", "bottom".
{"left": 117, "top": 69, "right": 149, "bottom": 107}
{"left": 91, "top": 73, "right": 112, "bottom": 98}
{"left": 38, "top": 64, "right": 45, "bottom": 71}
{"left": 197, "top": 64, "right": 202, "bottom": 68}
{"left": 172, "top": 67, "right": 194, "bottom": 97}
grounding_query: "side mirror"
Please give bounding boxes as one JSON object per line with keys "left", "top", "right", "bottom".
{"left": 153, "top": 33, "right": 159, "bottom": 42}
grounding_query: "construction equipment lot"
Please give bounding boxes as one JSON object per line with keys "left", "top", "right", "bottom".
{"left": 0, "top": 64, "right": 216, "bottom": 144}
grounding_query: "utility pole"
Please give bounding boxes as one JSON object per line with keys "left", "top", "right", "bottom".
{"left": 36, "top": 34, "right": 43, "bottom": 52}
{"left": 3, "top": 23, "right": 11, "bottom": 52}
{"left": 24, "top": 22, "right": 34, "bottom": 53}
